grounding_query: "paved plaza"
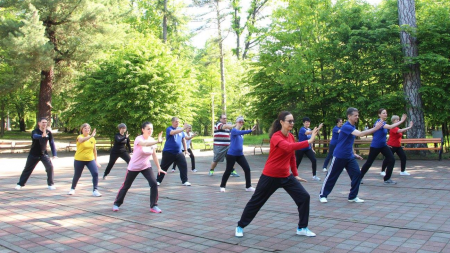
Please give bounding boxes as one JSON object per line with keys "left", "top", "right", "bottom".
{"left": 1, "top": 148, "right": 450, "bottom": 253}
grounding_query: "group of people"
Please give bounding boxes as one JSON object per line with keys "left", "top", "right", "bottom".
{"left": 14, "top": 107, "right": 413, "bottom": 238}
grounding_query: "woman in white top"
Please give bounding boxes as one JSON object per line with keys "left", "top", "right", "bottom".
{"left": 171, "top": 125, "right": 197, "bottom": 172}
{"left": 113, "top": 122, "right": 166, "bottom": 213}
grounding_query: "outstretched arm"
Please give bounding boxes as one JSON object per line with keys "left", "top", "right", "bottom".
{"left": 398, "top": 121, "right": 413, "bottom": 133}
{"left": 385, "top": 114, "right": 407, "bottom": 129}
{"left": 352, "top": 121, "right": 384, "bottom": 137}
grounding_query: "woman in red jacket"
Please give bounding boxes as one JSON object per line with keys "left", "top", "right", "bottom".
{"left": 235, "top": 111, "right": 319, "bottom": 238}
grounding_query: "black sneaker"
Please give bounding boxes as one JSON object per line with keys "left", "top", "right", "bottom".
{"left": 384, "top": 179, "right": 397, "bottom": 185}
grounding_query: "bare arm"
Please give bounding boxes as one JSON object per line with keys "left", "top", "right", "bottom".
{"left": 398, "top": 121, "right": 413, "bottom": 133}
{"left": 170, "top": 124, "right": 189, "bottom": 135}
{"left": 305, "top": 123, "right": 323, "bottom": 135}
{"left": 384, "top": 114, "right": 407, "bottom": 129}
{"left": 151, "top": 151, "right": 166, "bottom": 175}
{"left": 138, "top": 132, "right": 163, "bottom": 146}
{"left": 221, "top": 123, "right": 236, "bottom": 130}
{"left": 78, "top": 129, "right": 97, "bottom": 143}
{"left": 352, "top": 121, "right": 384, "bottom": 137}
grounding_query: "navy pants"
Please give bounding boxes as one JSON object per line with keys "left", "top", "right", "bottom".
{"left": 220, "top": 155, "right": 251, "bottom": 188}
{"left": 295, "top": 149, "right": 317, "bottom": 176}
{"left": 157, "top": 151, "right": 188, "bottom": 184}
{"left": 320, "top": 157, "right": 361, "bottom": 200}
{"left": 360, "top": 146, "right": 395, "bottom": 181}
{"left": 382, "top": 146, "right": 407, "bottom": 172}
{"left": 238, "top": 174, "right": 310, "bottom": 229}
{"left": 71, "top": 160, "right": 99, "bottom": 190}
{"left": 322, "top": 144, "right": 336, "bottom": 170}
{"left": 18, "top": 154, "right": 54, "bottom": 186}
{"left": 114, "top": 168, "right": 158, "bottom": 208}
{"left": 104, "top": 151, "right": 131, "bottom": 177}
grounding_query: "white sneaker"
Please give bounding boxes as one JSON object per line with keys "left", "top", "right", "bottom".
{"left": 312, "top": 176, "right": 321, "bottom": 181}
{"left": 235, "top": 226, "right": 244, "bottom": 237}
{"left": 68, "top": 189, "right": 75, "bottom": 195}
{"left": 380, "top": 171, "right": 386, "bottom": 176}
{"left": 15, "top": 185, "right": 21, "bottom": 190}
{"left": 112, "top": 205, "right": 119, "bottom": 212}
{"left": 400, "top": 171, "right": 410, "bottom": 176}
{"left": 171, "top": 169, "right": 175, "bottom": 173}
{"left": 245, "top": 187, "right": 255, "bottom": 192}
{"left": 348, "top": 197, "right": 364, "bottom": 203}
{"left": 48, "top": 185, "right": 56, "bottom": 190}
{"left": 220, "top": 187, "right": 226, "bottom": 192}
{"left": 297, "top": 227, "right": 316, "bottom": 237}
{"left": 182, "top": 182, "right": 191, "bottom": 186}
{"left": 192, "top": 169, "right": 198, "bottom": 172}
{"left": 157, "top": 182, "right": 160, "bottom": 186}
{"left": 320, "top": 197, "right": 328, "bottom": 203}
{"left": 92, "top": 189, "right": 102, "bottom": 197}
{"left": 323, "top": 168, "right": 327, "bottom": 172}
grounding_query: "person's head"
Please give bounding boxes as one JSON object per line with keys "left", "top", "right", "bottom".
{"left": 269, "top": 111, "right": 293, "bottom": 138}
{"left": 378, "top": 108, "right": 387, "bottom": 120}
{"left": 185, "top": 124, "right": 192, "bottom": 132}
{"left": 347, "top": 107, "right": 359, "bottom": 125}
{"left": 118, "top": 123, "right": 127, "bottom": 134}
{"left": 38, "top": 117, "right": 48, "bottom": 130}
{"left": 141, "top": 121, "right": 153, "bottom": 137}
{"left": 171, "top": 117, "right": 179, "bottom": 128}
{"left": 302, "top": 117, "right": 311, "bottom": 128}
{"left": 80, "top": 123, "right": 91, "bottom": 135}
{"left": 219, "top": 114, "right": 227, "bottom": 124}
{"left": 336, "top": 118, "right": 343, "bottom": 127}
{"left": 235, "top": 116, "right": 245, "bottom": 129}
{"left": 391, "top": 115, "right": 399, "bottom": 124}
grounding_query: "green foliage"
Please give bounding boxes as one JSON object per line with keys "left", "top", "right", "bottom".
{"left": 65, "top": 33, "right": 194, "bottom": 139}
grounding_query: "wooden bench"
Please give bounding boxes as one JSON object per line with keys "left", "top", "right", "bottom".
{"left": 0, "top": 141, "right": 33, "bottom": 153}
{"left": 66, "top": 140, "right": 113, "bottom": 152}
{"left": 254, "top": 139, "right": 270, "bottom": 155}
{"left": 203, "top": 138, "right": 213, "bottom": 150}
{"left": 0, "top": 141, "right": 14, "bottom": 153}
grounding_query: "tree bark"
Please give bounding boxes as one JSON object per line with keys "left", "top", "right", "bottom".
{"left": 398, "top": 0, "right": 426, "bottom": 143}
{"left": 216, "top": 0, "right": 226, "bottom": 114}
{"left": 38, "top": 67, "right": 53, "bottom": 124}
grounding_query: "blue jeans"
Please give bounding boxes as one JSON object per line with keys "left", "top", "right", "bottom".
{"left": 71, "top": 160, "right": 99, "bottom": 190}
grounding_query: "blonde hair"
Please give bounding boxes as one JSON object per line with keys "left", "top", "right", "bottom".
{"left": 79, "top": 123, "right": 91, "bottom": 133}
{"left": 391, "top": 115, "right": 399, "bottom": 122}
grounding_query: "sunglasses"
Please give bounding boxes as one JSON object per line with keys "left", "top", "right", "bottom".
{"left": 284, "top": 120, "right": 295, "bottom": 124}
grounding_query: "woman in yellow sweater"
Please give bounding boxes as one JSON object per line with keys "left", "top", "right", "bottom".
{"left": 68, "top": 123, "right": 102, "bottom": 197}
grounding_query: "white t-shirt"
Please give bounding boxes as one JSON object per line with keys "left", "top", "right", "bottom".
{"left": 185, "top": 132, "right": 193, "bottom": 149}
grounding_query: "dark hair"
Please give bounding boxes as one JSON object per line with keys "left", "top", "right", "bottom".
{"left": 38, "top": 117, "right": 48, "bottom": 122}
{"left": 269, "top": 111, "right": 292, "bottom": 138}
{"left": 336, "top": 118, "right": 342, "bottom": 124}
{"left": 378, "top": 108, "right": 386, "bottom": 115}
{"left": 302, "top": 117, "right": 310, "bottom": 123}
{"left": 219, "top": 114, "right": 226, "bottom": 121}
{"left": 141, "top": 121, "right": 152, "bottom": 132}
{"left": 347, "top": 107, "right": 358, "bottom": 116}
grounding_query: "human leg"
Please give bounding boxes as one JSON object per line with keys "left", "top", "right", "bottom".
{"left": 114, "top": 170, "right": 139, "bottom": 207}
{"left": 380, "top": 146, "right": 395, "bottom": 181}
{"left": 156, "top": 152, "right": 176, "bottom": 183}
{"left": 17, "top": 155, "right": 40, "bottom": 186}
{"left": 220, "top": 155, "right": 237, "bottom": 188}
{"left": 304, "top": 149, "right": 318, "bottom": 177}
{"left": 319, "top": 157, "right": 345, "bottom": 198}
{"left": 40, "top": 155, "right": 54, "bottom": 186}
{"left": 345, "top": 159, "right": 362, "bottom": 200}
{"left": 283, "top": 175, "right": 310, "bottom": 229}
{"left": 187, "top": 148, "right": 195, "bottom": 170}
{"left": 322, "top": 144, "right": 336, "bottom": 170}
{"left": 360, "top": 147, "right": 382, "bottom": 179}
{"left": 71, "top": 160, "right": 86, "bottom": 190}
{"left": 103, "top": 153, "right": 120, "bottom": 178}
{"left": 85, "top": 160, "right": 99, "bottom": 190}
{"left": 175, "top": 153, "right": 189, "bottom": 184}
{"left": 235, "top": 155, "right": 252, "bottom": 188}
{"left": 141, "top": 168, "right": 159, "bottom": 208}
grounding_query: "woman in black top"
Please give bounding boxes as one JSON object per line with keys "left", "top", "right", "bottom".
{"left": 103, "top": 123, "right": 132, "bottom": 180}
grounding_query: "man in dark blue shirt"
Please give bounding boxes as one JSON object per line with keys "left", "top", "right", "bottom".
{"left": 15, "top": 117, "right": 58, "bottom": 190}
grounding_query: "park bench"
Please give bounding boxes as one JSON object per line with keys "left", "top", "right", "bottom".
{"left": 0, "top": 141, "right": 33, "bottom": 153}
{"left": 254, "top": 139, "right": 270, "bottom": 155}
{"left": 66, "top": 140, "right": 113, "bottom": 152}
{"left": 0, "top": 141, "right": 14, "bottom": 153}
{"left": 202, "top": 138, "right": 213, "bottom": 151}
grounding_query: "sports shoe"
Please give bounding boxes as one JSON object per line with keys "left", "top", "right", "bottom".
{"left": 348, "top": 197, "right": 364, "bottom": 203}
{"left": 102, "top": 175, "right": 106, "bottom": 180}
{"left": 245, "top": 187, "right": 255, "bottom": 192}
{"left": 235, "top": 226, "right": 244, "bottom": 237}
{"left": 323, "top": 168, "right": 327, "bottom": 172}
{"left": 220, "top": 187, "right": 226, "bottom": 192}
{"left": 92, "top": 189, "right": 102, "bottom": 197}
{"left": 68, "top": 189, "right": 75, "bottom": 195}
{"left": 157, "top": 182, "right": 160, "bottom": 186}
{"left": 192, "top": 169, "right": 198, "bottom": 172}
{"left": 150, "top": 206, "right": 162, "bottom": 213}
{"left": 231, "top": 170, "right": 240, "bottom": 177}
{"left": 182, "top": 182, "right": 191, "bottom": 186}
{"left": 319, "top": 197, "right": 328, "bottom": 203}
{"left": 296, "top": 227, "right": 316, "bottom": 237}
{"left": 171, "top": 169, "right": 175, "bottom": 173}
{"left": 312, "top": 176, "right": 321, "bottom": 181}
{"left": 209, "top": 170, "right": 214, "bottom": 176}
{"left": 15, "top": 185, "right": 21, "bottom": 190}
{"left": 400, "top": 171, "right": 410, "bottom": 176}
{"left": 360, "top": 179, "right": 364, "bottom": 184}
{"left": 48, "top": 185, "right": 56, "bottom": 190}
{"left": 384, "top": 179, "right": 397, "bottom": 185}
{"left": 112, "top": 205, "right": 119, "bottom": 212}
{"left": 380, "top": 171, "right": 386, "bottom": 176}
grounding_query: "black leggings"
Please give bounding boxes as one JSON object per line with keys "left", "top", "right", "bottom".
{"left": 220, "top": 155, "right": 251, "bottom": 188}
{"left": 382, "top": 146, "right": 407, "bottom": 172}
{"left": 295, "top": 149, "right": 317, "bottom": 176}
{"left": 114, "top": 168, "right": 158, "bottom": 208}
{"left": 238, "top": 174, "right": 310, "bottom": 229}
{"left": 361, "top": 146, "right": 395, "bottom": 181}
{"left": 104, "top": 151, "right": 131, "bottom": 177}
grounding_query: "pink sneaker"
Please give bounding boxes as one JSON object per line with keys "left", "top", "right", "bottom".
{"left": 150, "top": 206, "right": 162, "bottom": 213}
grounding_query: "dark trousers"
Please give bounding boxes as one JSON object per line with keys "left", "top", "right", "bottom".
{"left": 18, "top": 154, "right": 54, "bottom": 186}
{"left": 71, "top": 160, "right": 99, "bottom": 190}
{"left": 220, "top": 155, "right": 251, "bottom": 188}
{"left": 172, "top": 148, "right": 195, "bottom": 170}
{"left": 320, "top": 157, "right": 361, "bottom": 200}
{"left": 238, "top": 174, "right": 310, "bottom": 229}
{"left": 360, "top": 146, "right": 395, "bottom": 181}
{"left": 157, "top": 151, "right": 188, "bottom": 184}
{"left": 104, "top": 151, "right": 131, "bottom": 177}
{"left": 114, "top": 168, "right": 158, "bottom": 208}
{"left": 382, "top": 146, "right": 407, "bottom": 172}
{"left": 322, "top": 144, "right": 336, "bottom": 169}
{"left": 295, "top": 149, "right": 317, "bottom": 176}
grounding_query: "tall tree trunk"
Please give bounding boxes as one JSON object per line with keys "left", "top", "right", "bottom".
{"left": 38, "top": 67, "right": 53, "bottom": 124}
{"left": 398, "top": 0, "right": 426, "bottom": 142}
{"left": 216, "top": 1, "right": 226, "bottom": 114}
{"left": 162, "top": 0, "right": 168, "bottom": 43}
{"left": 0, "top": 99, "right": 5, "bottom": 137}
